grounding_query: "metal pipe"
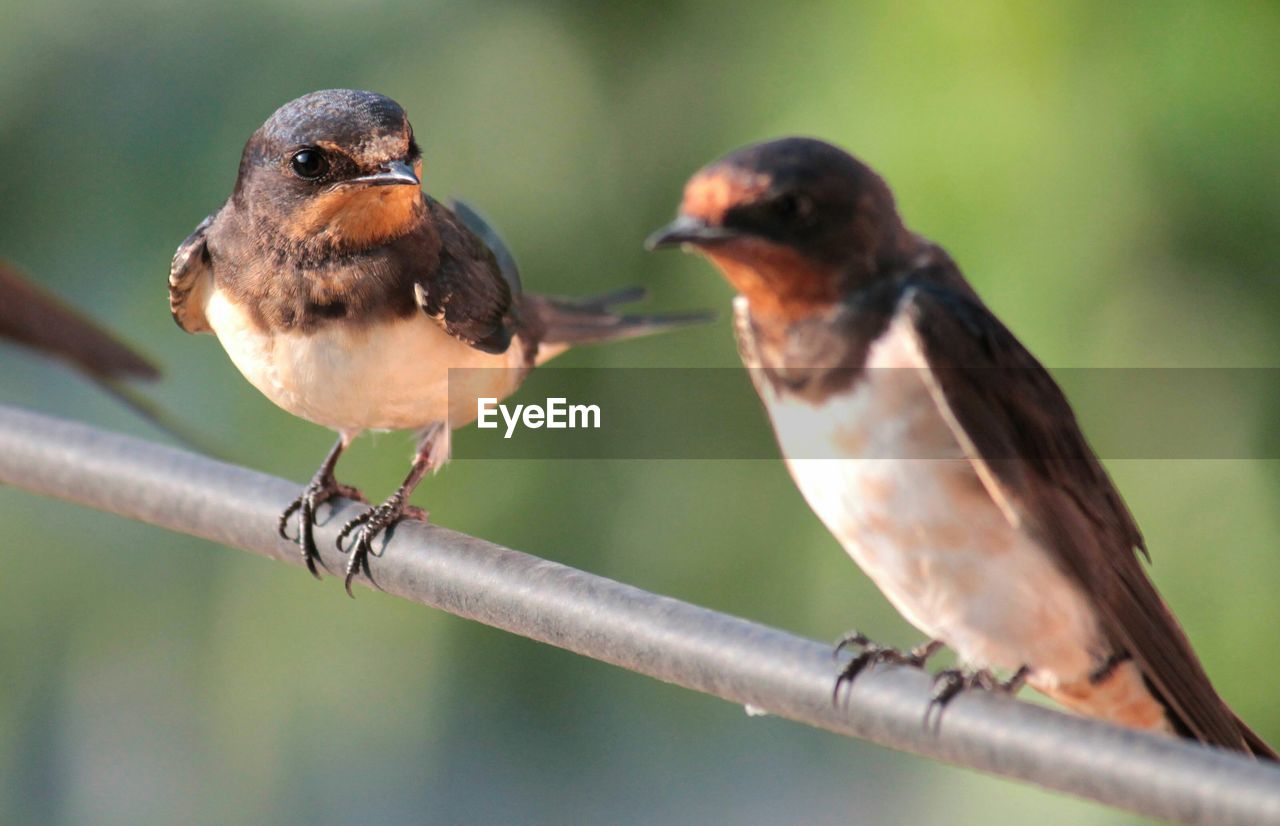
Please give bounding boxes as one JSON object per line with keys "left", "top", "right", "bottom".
{"left": 0, "top": 403, "right": 1276, "bottom": 824}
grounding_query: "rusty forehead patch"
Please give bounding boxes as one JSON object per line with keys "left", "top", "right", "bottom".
{"left": 680, "top": 168, "right": 772, "bottom": 224}
{"left": 315, "top": 131, "right": 407, "bottom": 163}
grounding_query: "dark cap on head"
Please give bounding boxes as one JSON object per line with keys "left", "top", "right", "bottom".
{"left": 234, "top": 90, "right": 421, "bottom": 203}
{"left": 648, "top": 137, "right": 905, "bottom": 265}
{"left": 256, "top": 89, "right": 410, "bottom": 157}
{"left": 647, "top": 138, "right": 915, "bottom": 317}
{"left": 706, "top": 137, "right": 876, "bottom": 198}
{"left": 229, "top": 89, "right": 426, "bottom": 249}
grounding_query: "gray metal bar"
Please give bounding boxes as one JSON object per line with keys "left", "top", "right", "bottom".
{"left": 0, "top": 402, "right": 1276, "bottom": 824}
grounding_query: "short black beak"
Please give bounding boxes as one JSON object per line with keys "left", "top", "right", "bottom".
{"left": 344, "top": 159, "right": 420, "bottom": 188}
{"left": 644, "top": 215, "right": 740, "bottom": 251}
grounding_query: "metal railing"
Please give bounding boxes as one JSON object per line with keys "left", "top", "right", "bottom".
{"left": 0, "top": 403, "right": 1277, "bottom": 825}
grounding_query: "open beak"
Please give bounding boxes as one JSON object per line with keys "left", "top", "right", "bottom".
{"left": 644, "top": 215, "right": 741, "bottom": 250}
{"left": 342, "top": 159, "right": 421, "bottom": 188}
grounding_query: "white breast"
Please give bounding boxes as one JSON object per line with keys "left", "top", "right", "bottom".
{"left": 763, "top": 317, "right": 1102, "bottom": 685}
{"left": 204, "top": 288, "right": 526, "bottom": 434}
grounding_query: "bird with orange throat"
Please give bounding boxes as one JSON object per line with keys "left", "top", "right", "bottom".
{"left": 171, "top": 90, "right": 706, "bottom": 593}
{"left": 648, "top": 137, "right": 1275, "bottom": 758}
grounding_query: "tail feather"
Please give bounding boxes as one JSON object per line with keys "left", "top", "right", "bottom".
{"left": 1234, "top": 712, "right": 1279, "bottom": 761}
{"left": 1163, "top": 699, "right": 1279, "bottom": 761}
{"left": 523, "top": 287, "right": 713, "bottom": 349}
{"left": 1140, "top": 670, "right": 1279, "bottom": 761}
{"left": 448, "top": 201, "right": 711, "bottom": 354}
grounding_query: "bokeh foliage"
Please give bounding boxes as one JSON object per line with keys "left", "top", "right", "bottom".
{"left": 1, "top": 2, "right": 1277, "bottom": 824}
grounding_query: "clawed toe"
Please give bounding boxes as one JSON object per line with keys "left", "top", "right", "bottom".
{"left": 924, "top": 665, "right": 1029, "bottom": 729}
{"left": 832, "top": 632, "right": 944, "bottom": 705}
{"left": 279, "top": 477, "right": 367, "bottom": 580}
{"left": 336, "top": 499, "right": 429, "bottom": 597}
{"left": 336, "top": 510, "right": 377, "bottom": 597}
{"left": 930, "top": 667, "right": 995, "bottom": 708}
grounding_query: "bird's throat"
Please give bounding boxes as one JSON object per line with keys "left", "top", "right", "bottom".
{"left": 288, "top": 185, "right": 425, "bottom": 250}
{"left": 703, "top": 240, "right": 841, "bottom": 322}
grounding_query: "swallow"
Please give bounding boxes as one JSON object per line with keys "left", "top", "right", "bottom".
{"left": 648, "top": 137, "right": 1276, "bottom": 758}
{"left": 0, "top": 259, "right": 159, "bottom": 394}
{"left": 170, "top": 89, "right": 705, "bottom": 594}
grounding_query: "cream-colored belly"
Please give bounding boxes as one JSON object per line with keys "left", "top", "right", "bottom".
{"left": 764, "top": 325, "right": 1103, "bottom": 686}
{"left": 204, "top": 288, "right": 526, "bottom": 433}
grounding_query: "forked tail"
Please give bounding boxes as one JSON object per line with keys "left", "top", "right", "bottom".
{"left": 522, "top": 287, "right": 711, "bottom": 363}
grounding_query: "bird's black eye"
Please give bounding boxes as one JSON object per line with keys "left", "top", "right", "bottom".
{"left": 770, "top": 192, "right": 813, "bottom": 224}
{"left": 290, "top": 148, "right": 328, "bottom": 180}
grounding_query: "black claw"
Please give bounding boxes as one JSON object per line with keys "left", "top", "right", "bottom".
{"left": 336, "top": 495, "right": 421, "bottom": 598}
{"left": 833, "top": 631, "right": 873, "bottom": 659}
{"left": 335, "top": 510, "right": 371, "bottom": 551}
{"left": 925, "top": 670, "right": 964, "bottom": 730}
{"left": 341, "top": 517, "right": 379, "bottom": 597}
{"left": 924, "top": 667, "right": 1013, "bottom": 731}
{"left": 833, "top": 651, "right": 875, "bottom": 705}
{"left": 335, "top": 450, "right": 434, "bottom": 597}
{"left": 343, "top": 543, "right": 364, "bottom": 597}
{"left": 281, "top": 484, "right": 330, "bottom": 579}
{"left": 831, "top": 632, "right": 944, "bottom": 707}
{"left": 277, "top": 499, "right": 301, "bottom": 541}
{"left": 931, "top": 669, "right": 969, "bottom": 705}
{"left": 298, "top": 496, "right": 323, "bottom": 580}
{"left": 343, "top": 537, "right": 375, "bottom": 598}
{"left": 279, "top": 473, "right": 366, "bottom": 582}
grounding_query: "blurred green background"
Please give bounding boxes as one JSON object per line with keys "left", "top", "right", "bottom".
{"left": 2, "top": 2, "right": 1279, "bottom": 824}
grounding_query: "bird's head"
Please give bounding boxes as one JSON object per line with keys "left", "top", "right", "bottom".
{"left": 647, "top": 138, "right": 912, "bottom": 320}
{"left": 234, "top": 89, "right": 425, "bottom": 250}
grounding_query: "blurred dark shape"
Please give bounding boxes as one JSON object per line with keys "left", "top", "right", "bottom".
{"left": 0, "top": 259, "right": 198, "bottom": 442}
{"left": 0, "top": 259, "right": 159, "bottom": 382}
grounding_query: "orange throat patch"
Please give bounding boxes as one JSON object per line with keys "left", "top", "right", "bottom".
{"left": 289, "top": 185, "right": 423, "bottom": 249}
{"left": 702, "top": 239, "right": 839, "bottom": 322}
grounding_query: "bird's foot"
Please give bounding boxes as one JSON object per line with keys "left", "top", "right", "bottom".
{"left": 832, "top": 632, "right": 944, "bottom": 705}
{"left": 336, "top": 493, "right": 429, "bottom": 597}
{"left": 925, "top": 665, "right": 1029, "bottom": 729}
{"left": 277, "top": 474, "right": 367, "bottom": 580}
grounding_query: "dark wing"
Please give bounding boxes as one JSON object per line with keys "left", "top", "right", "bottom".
{"left": 450, "top": 199, "right": 522, "bottom": 296}
{"left": 169, "top": 214, "right": 215, "bottom": 334}
{"left": 0, "top": 259, "right": 158, "bottom": 380}
{"left": 898, "top": 281, "right": 1268, "bottom": 756}
{"left": 413, "top": 199, "right": 514, "bottom": 355}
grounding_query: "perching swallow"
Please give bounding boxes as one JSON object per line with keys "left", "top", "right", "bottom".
{"left": 648, "top": 137, "right": 1275, "bottom": 758}
{"left": 171, "top": 89, "right": 706, "bottom": 594}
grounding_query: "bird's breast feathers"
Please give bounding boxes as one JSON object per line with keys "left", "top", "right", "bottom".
{"left": 203, "top": 287, "right": 525, "bottom": 432}
{"left": 762, "top": 311, "right": 1103, "bottom": 684}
